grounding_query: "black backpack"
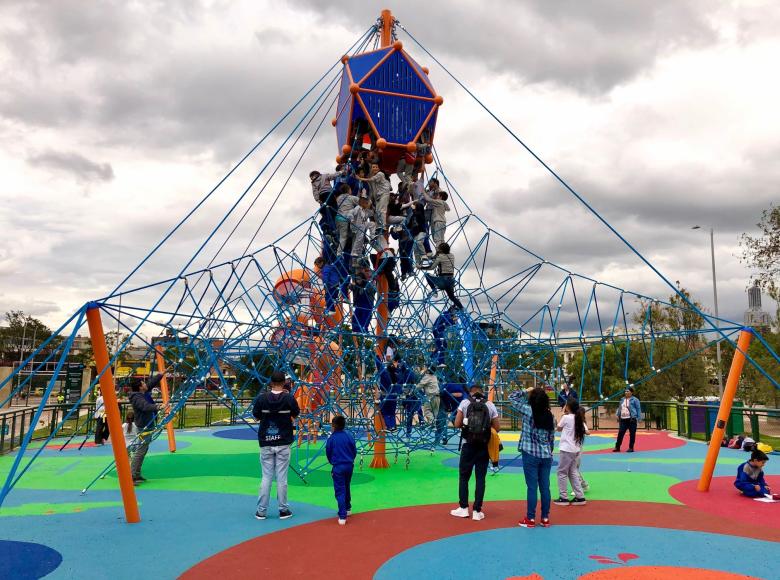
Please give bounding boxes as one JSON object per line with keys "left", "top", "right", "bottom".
{"left": 464, "top": 399, "right": 492, "bottom": 444}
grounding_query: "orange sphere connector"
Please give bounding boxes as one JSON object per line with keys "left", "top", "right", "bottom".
{"left": 342, "top": 144, "right": 352, "bottom": 155}
{"left": 393, "top": 40, "right": 403, "bottom": 51}
{"left": 336, "top": 155, "right": 344, "bottom": 164}
{"left": 349, "top": 83, "right": 360, "bottom": 95}
{"left": 376, "top": 138, "right": 387, "bottom": 150}
{"left": 341, "top": 55, "right": 349, "bottom": 64}
{"left": 424, "top": 153, "right": 433, "bottom": 164}
{"left": 331, "top": 118, "right": 337, "bottom": 127}
{"left": 406, "top": 142, "right": 417, "bottom": 153}
{"left": 434, "top": 95, "right": 444, "bottom": 106}
{"left": 422, "top": 66, "right": 430, "bottom": 74}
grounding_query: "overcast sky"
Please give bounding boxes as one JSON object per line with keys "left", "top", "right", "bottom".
{"left": 1, "top": 0, "right": 778, "bottom": 331}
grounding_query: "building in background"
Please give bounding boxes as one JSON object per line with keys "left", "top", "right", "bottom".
{"left": 744, "top": 281, "right": 772, "bottom": 331}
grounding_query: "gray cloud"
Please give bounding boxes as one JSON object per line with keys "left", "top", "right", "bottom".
{"left": 27, "top": 150, "right": 114, "bottom": 183}
{"left": 0, "top": 0, "right": 777, "bottom": 334}
{"left": 291, "top": 0, "right": 717, "bottom": 94}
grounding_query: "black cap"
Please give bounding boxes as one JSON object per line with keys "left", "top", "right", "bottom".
{"left": 271, "top": 370, "right": 286, "bottom": 384}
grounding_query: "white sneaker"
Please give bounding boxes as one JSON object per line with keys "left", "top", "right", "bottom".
{"left": 338, "top": 518, "right": 346, "bottom": 525}
{"left": 346, "top": 510, "right": 352, "bottom": 516}
{"left": 450, "top": 506, "right": 469, "bottom": 518}
{"left": 472, "top": 510, "right": 485, "bottom": 521}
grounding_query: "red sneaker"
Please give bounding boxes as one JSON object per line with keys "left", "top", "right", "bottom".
{"left": 539, "top": 518, "right": 551, "bottom": 527}
{"left": 518, "top": 517, "right": 535, "bottom": 528}
{"left": 772, "top": 494, "right": 780, "bottom": 501}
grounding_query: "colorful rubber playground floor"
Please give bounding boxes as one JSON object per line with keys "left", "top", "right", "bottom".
{"left": 1, "top": 428, "right": 778, "bottom": 579}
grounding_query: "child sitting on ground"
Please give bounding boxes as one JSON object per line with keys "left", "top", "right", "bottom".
{"left": 326, "top": 415, "right": 357, "bottom": 525}
{"left": 554, "top": 400, "right": 589, "bottom": 506}
{"left": 734, "top": 449, "right": 773, "bottom": 498}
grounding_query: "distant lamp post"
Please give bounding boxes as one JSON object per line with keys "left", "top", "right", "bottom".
{"left": 692, "top": 225, "right": 724, "bottom": 398}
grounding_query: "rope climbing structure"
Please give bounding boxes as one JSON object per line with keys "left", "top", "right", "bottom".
{"left": 2, "top": 10, "right": 779, "bottom": 522}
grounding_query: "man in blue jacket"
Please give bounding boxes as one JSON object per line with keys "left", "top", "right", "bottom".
{"left": 557, "top": 376, "right": 579, "bottom": 408}
{"left": 252, "top": 370, "right": 300, "bottom": 520}
{"left": 326, "top": 414, "right": 357, "bottom": 525}
{"left": 613, "top": 386, "right": 642, "bottom": 453}
{"left": 128, "top": 375, "right": 163, "bottom": 483}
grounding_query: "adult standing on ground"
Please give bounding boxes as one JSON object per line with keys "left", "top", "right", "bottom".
{"left": 557, "top": 376, "right": 579, "bottom": 408}
{"left": 509, "top": 386, "right": 556, "bottom": 528}
{"left": 93, "top": 392, "right": 109, "bottom": 445}
{"left": 252, "top": 370, "right": 300, "bottom": 521}
{"left": 128, "top": 375, "right": 163, "bottom": 483}
{"left": 613, "top": 386, "right": 642, "bottom": 453}
{"left": 450, "top": 385, "right": 501, "bottom": 521}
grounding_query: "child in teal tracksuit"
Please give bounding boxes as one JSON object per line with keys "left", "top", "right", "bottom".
{"left": 734, "top": 449, "right": 772, "bottom": 497}
{"left": 326, "top": 415, "right": 357, "bottom": 525}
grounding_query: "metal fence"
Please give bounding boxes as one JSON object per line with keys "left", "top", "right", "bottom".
{"left": 2, "top": 398, "right": 779, "bottom": 455}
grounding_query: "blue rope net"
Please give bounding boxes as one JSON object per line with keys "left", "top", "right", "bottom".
{"left": 1, "top": 20, "right": 779, "bottom": 504}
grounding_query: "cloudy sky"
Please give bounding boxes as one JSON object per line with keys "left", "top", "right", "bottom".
{"left": 1, "top": 0, "right": 778, "bottom": 331}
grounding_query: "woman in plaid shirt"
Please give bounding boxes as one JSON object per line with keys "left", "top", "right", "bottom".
{"left": 509, "top": 387, "right": 556, "bottom": 528}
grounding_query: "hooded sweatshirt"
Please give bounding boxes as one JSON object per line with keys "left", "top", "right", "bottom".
{"left": 129, "top": 391, "right": 158, "bottom": 431}
{"left": 252, "top": 390, "right": 301, "bottom": 447}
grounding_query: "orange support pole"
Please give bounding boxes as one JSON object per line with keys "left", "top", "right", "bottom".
{"left": 154, "top": 344, "right": 176, "bottom": 453}
{"left": 370, "top": 411, "right": 390, "bottom": 468}
{"left": 380, "top": 9, "right": 393, "bottom": 48}
{"left": 697, "top": 328, "right": 753, "bottom": 492}
{"left": 85, "top": 305, "right": 140, "bottom": 523}
{"left": 370, "top": 251, "right": 391, "bottom": 468}
{"left": 487, "top": 354, "right": 499, "bottom": 402}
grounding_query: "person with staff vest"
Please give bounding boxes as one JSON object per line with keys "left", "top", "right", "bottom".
{"left": 450, "top": 385, "right": 501, "bottom": 521}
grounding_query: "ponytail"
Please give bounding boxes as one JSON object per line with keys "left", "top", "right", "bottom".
{"left": 574, "top": 407, "right": 587, "bottom": 446}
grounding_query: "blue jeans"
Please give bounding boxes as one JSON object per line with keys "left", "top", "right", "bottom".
{"left": 332, "top": 463, "right": 353, "bottom": 518}
{"left": 256, "top": 444, "right": 291, "bottom": 514}
{"left": 380, "top": 396, "right": 398, "bottom": 430}
{"left": 522, "top": 451, "right": 552, "bottom": 520}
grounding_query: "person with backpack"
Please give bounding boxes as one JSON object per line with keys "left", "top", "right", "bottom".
{"left": 450, "top": 385, "right": 500, "bottom": 521}
{"left": 252, "top": 370, "right": 301, "bottom": 521}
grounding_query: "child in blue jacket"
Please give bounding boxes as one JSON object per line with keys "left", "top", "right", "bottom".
{"left": 326, "top": 415, "right": 357, "bottom": 525}
{"left": 735, "top": 449, "right": 772, "bottom": 498}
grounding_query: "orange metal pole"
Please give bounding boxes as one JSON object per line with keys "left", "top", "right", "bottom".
{"left": 370, "top": 411, "right": 390, "bottom": 468}
{"left": 85, "top": 305, "right": 140, "bottom": 523}
{"left": 487, "top": 354, "right": 499, "bottom": 402}
{"left": 380, "top": 9, "right": 393, "bottom": 48}
{"left": 371, "top": 250, "right": 391, "bottom": 468}
{"left": 697, "top": 329, "right": 753, "bottom": 492}
{"left": 154, "top": 344, "right": 176, "bottom": 453}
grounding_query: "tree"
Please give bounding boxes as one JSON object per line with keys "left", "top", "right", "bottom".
{"left": 0, "top": 310, "right": 57, "bottom": 363}
{"left": 74, "top": 331, "right": 130, "bottom": 369}
{"left": 631, "top": 286, "right": 711, "bottom": 401}
{"left": 568, "top": 286, "right": 712, "bottom": 402}
{"left": 741, "top": 204, "right": 780, "bottom": 322}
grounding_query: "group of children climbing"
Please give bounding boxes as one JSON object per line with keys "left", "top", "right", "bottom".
{"left": 310, "top": 136, "right": 464, "bottom": 319}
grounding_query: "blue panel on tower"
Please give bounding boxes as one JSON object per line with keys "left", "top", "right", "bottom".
{"left": 405, "top": 53, "right": 434, "bottom": 95}
{"left": 361, "top": 92, "right": 434, "bottom": 144}
{"left": 335, "top": 69, "right": 353, "bottom": 151}
{"left": 347, "top": 48, "right": 392, "bottom": 84}
{"left": 361, "top": 50, "right": 433, "bottom": 98}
